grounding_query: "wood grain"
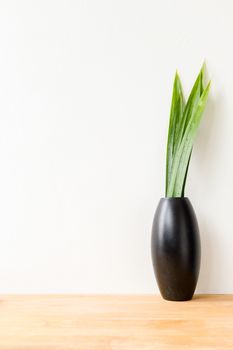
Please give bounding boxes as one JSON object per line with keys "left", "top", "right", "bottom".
{"left": 0, "top": 295, "right": 232, "bottom": 349}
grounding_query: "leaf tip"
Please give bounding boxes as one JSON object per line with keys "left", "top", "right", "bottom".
{"left": 174, "top": 70, "right": 180, "bottom": 81}
{"left": 201, "top": 61, "right": 206, "bottom": 74}
{"left": 206, "top": 80, "right": 211, "bottom": 90}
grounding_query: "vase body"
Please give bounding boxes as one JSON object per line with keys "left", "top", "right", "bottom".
{"left": 151, "top": 197, "right": 201, "bottom": 301}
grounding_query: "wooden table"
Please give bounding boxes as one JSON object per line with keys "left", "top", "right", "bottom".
{"left": 0, "top": 295, "right": 232, "bottom": 349}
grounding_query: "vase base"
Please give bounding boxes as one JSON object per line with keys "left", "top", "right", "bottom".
{"left": 160, "top": 292, "right": 194, "bottom": 302}
{"left": 162, "top": 296, "right": 193, "bottom": 302}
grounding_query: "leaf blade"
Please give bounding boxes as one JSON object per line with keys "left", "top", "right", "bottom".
{"left": 165, "top": 72, "right": 185, "bottom": 195}
{"left": 173, "top": 67, "right": 204, "bottom": 157}
{"left": 167, "top": 81, "right": 211, "bottom": 197}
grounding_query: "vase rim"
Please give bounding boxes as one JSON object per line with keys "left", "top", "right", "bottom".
{"left": 161, "top": 197, "right": 189, "bottom": 200}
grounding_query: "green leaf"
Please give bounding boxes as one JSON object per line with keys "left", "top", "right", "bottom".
{"left": 173, "top": 67, "right": 204, "bottom": 157}
{"left": 167, "top": 81, "right": 211, "bottom": 197}
{"left": 165, "top": 72, "right": 185, "bottom": 195}
{"left": 181, "top": 150, "right": 192, "bottom": 197}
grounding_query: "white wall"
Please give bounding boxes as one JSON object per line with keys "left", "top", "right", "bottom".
{"left": 0, "top": 0, "right": 231, "bottom": 293}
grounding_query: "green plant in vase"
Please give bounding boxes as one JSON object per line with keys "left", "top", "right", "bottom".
{"left": 151, "top": 65, "right": 211, "bottom": 301}
{"left": 166, "top": 65, "right": 211, "bottom": 197}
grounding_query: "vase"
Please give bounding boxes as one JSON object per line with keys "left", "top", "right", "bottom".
{"left": 151, "top": 197, "right": 201, "bottom": 301}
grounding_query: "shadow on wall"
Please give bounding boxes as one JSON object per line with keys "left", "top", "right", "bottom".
{"left": 197, "top": 218, "right": 219, "bottom": 293}
{"left": 193, "top": 80, "right": 226, "bottom": 293}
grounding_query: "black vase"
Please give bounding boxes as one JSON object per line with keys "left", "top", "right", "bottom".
{"left": 151, "top": 197, "right": 201, "bottom": 301}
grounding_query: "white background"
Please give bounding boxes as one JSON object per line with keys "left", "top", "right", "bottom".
{"left": 0, "top": 0, "right": 230, "bottom": 293}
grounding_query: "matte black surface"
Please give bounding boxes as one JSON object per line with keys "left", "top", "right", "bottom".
{"left": 151, "top": 197, "right": 201, "bottom": 301}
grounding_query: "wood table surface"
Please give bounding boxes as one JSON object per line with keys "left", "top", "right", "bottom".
{"left": 0, "top": 294, "right": 232, "bottom": 349}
